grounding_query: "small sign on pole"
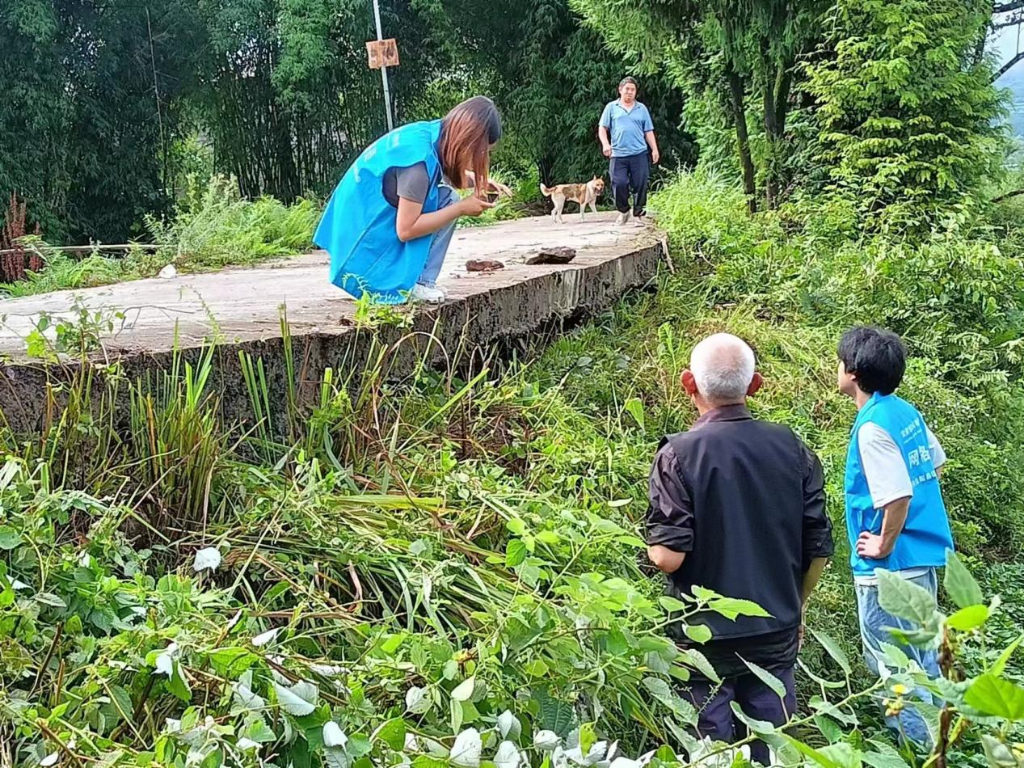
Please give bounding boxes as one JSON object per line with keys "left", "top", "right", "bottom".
{"left": 369, "top": 0, "right": 395, "bottom": 131}
{"left": 366, "top": 39, "right": 399, "bottom": 70}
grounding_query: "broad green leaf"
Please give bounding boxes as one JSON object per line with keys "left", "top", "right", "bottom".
{"left": 683, "top": 624, "right": 712, "bottom": 644}
{"left": 811, "top": 629, "right": 852, "bottom": 676}
{"left": 740, "top": 658, "right": 787, "bottom": 700}
{"left": 964, "top": 674, "right": 1024, "bottom": 721}
{"left": 861, "top": 748, "right": 911, "bottom": 768}
{"left": 109, "top": 684, "right": 134, "bottom": 723}
{"left": 879, "top": 643, "right": 910, "bottom": 670}
{"left": 523, "top": 659, "right": 550, "bottom": 677}
{"left": 659, "top": 596, "right": 687, "bottom": 613}
{"left": 35, "top": 592, "right": 67, "bottom": 609}
{"left": 209, "top": 647, "right": 257, "bottom": 678}
{"left": 981, "top": 735, "right": 1019, "bottom": 767}
{"left": 497, "top": 710, "right": 521, "bottom": 741}
{"left": 876, "top": 570, "right": 936, "bottom": 625}
{"left": 380, "top": 634, "right": 404, "bottom": 655}
{"left": 167, "top": 663, "right": 192, "bottom": 703}
{"left": 708, "top": 597, "right": 770, "bottom": 621}
{"left": 642, "top": 676, "right": 673, "bottom": 702}
{"left": 505, "top": 540, "right": 527, "bottom": 568}
{"left": 642, "top": 676, "right": 697, "bottom": 724}
{"left": 810, "top": 697, "right": 859, "bottom": 727}
{"left": 323, "top": 722, "right": 348, "bottom": 748}
{"left": 818, "top": 743, "right": 864, "bottom": 768}
{"left": 452, "top": 677, "right": 476, "bottom": 702}
{"left": 0, "top": 526, "right": 22, "bottom": 550}
{"left": 535, "top": 689, "right": 574, "bottom": 735}
{"left": 679, "top": 647, "right": 721, "bottom": 684}
{"left": 406, "top": 686, "right": 432, "bottom": 715}
{"left": 814, "top": 714, "right": 843, "bottom": 744}
{"left": 375, "top": 718, "right": 406, "bottom": 750}
{"left": 535, "top": 530, "right": 560, "bottom": 545}
{"left": 450, "top": 698, "right": 463, "bottom": 734}
{"left": 944, "top": 551, "right": 983, "bottom": 610}
{"left": 946, "top": 604, "right": 989, "bottom": 632}
{"left": 578, "top": 723, "right": 596, "bottom": 755}
{"left": 347, "top": 734, "right": 373, "bottom": 758}
{"left": 494, "top": 741, "right": 520, "bottom": 768}
{"left": 274, "top": 680, "right": 318, "bottom": 717}
{"left": 243, "top": 718, "right": 276, "bottom": 743}
{"left": 232, "top": 671, "right": 266, "bottom": 713}
{"left": 450, "top": 728, "right": 482, "bottom": 768}
{"left": 729, "top": 701, "right": 776, "bottom": 735}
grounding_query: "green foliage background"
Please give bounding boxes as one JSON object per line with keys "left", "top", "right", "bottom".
{"left": 0, "top": 0, "right": 695, "bottom": 245}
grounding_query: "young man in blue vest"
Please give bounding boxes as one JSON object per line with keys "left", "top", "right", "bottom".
{"left": 838, "top": 326, "right": 955, "bottom": 746}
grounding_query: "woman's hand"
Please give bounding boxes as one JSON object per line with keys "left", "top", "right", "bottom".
{"left": 489, "top": 179, "right": 513, "bottom": 198}
{"left": 457, "top": 195, "right": 495, "bottom": 218}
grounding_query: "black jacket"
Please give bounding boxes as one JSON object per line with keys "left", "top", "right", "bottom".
{"left": 647, "top": 405, "right": 834, "bottom": 642}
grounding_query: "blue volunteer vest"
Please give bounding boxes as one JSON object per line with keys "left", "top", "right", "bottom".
{"left": 314, "top": 120, "right": 444, "bottom": 304}
{"left": 845, "top": 393, "right": 954, "bottom": 577}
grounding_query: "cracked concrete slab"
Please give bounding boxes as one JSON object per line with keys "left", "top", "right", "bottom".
{"left": 0, "top": 213, "right": 666, "bottom": 434}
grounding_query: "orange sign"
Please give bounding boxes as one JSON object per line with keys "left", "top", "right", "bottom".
{"left": 366, "top": 39, "right": 399, "bottom": 69}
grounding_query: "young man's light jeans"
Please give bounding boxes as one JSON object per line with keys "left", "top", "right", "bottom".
{"left": 855, "top": 567, "right": 941, "bottom": 747}
{"left": 418, "top": 185, "right": 458, "bottom": 287}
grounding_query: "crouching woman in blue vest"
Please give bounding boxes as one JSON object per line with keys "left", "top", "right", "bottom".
{"left": 314, "top": 96, "right": 510, "bottom": 305}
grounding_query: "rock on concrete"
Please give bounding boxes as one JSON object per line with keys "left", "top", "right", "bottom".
{"left": 0, "top": 213, "right": 664, "bottom": 434}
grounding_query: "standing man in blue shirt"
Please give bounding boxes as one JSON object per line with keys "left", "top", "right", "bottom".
{"left": 599, "top": 77, "right": 660, "bottom": 226}
{"left": 838, "top": 326, "right": 955, "bottom": 747}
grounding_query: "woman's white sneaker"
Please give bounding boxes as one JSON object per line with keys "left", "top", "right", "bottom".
{"left": 615, "top": 211, "right": 632, "bottom": 226}
{"left": 410, "top": 283, "right": 446, "bottom": 304}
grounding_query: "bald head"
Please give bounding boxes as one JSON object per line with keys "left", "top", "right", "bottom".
{"left": 689, "top": 334, "right": 756, "bottom": 406}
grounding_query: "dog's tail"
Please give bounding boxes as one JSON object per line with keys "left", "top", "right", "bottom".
{"left": 540, "top": 184, "right": 554, "bottom": 198}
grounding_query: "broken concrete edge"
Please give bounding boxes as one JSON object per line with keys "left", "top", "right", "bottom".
{"left": 0, "top": 242, "right": 664, "bottom": 437}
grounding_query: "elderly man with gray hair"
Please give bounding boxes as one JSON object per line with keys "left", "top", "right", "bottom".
{"left": 646, "top": 333, "right": 834, "bottom": 765}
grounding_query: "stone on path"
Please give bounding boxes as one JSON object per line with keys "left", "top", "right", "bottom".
{"left": 524, "top": 247, "right": 576, "bottom": 265}
{"left": 466, "top": 259, "right": 504, "bottom": 272}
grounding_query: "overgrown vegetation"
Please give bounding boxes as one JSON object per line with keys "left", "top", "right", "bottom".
{"left": 5, "top": 166, "right": 1024, "bottom": 764}
{"left": 5, "top": 0, "right": 1024, "bottom": 765}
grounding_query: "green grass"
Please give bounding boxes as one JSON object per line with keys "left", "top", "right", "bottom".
{"left": 0, "top": 175, "right": 320, "bottom": 298}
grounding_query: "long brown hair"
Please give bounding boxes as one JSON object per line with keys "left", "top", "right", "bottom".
{"left": 439, "top": 96, "right": 502, "bottom": 196}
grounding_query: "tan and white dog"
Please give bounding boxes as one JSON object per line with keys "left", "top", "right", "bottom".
{"left": 541, "top": 177, "right": 605, "bottom": 223}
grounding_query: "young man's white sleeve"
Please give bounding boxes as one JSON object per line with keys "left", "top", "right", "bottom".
{"left": 858, "top": 422, "right": 913, "bottom": 509}
{"left": 926, "top": 426, "right": 947, "bottom": 468}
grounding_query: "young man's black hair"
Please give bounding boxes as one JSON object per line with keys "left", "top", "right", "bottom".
{"left": 838, "top": 326, "right": 907, "bottom": 395}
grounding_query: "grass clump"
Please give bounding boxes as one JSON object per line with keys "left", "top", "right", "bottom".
{"left": 0, "top": 176, "right": 319, "bottom": 298}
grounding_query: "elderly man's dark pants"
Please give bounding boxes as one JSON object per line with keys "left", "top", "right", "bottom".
{"left": 610, "top": 152, "right": 649, "bottom": 216}
{"left": 684, "top": 666, "right": 796, "bottom": 765}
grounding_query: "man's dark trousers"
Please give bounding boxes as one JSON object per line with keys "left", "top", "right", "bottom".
{"left": 685, "top": 667, "right": 796, "bottom": 765}
{"left": 610, "top": 152, "right": 649, "bottom": 216}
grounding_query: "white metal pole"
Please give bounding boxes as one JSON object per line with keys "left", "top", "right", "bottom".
{"left": 372, "top": 0, "right": 394, "bottom": 132}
